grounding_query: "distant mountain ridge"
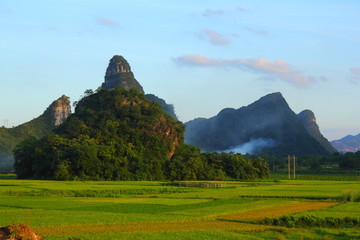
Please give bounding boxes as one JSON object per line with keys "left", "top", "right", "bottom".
{"left": 331, "top": 134, "right": 360, "bottom": 152}
{"left": 185, "top": 92, "right": 334, "bottom": 156}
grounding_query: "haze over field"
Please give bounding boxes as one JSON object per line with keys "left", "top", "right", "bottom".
{"left": 1, "top": 1, "right": 359, "bottom": 140}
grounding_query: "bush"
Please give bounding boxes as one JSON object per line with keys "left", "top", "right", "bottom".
{"left": 340, "top": 190, "right": 360, "bottom": 202}
{"left": 261, "top": 215, "right": 360, "bottom": 228}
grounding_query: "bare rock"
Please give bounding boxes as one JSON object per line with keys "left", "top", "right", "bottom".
{"left": 0, "top": 224, "right": 41, "bottom": 240}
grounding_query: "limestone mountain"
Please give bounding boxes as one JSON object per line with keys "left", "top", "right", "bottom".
{"left": 101, "top": 55, "right": 178, "bottom": 120}
{"left": 0, "top": 95, "right": 71, "bottom": 170}
{"left": 297, "top": 110, "right": 337, "bottom": 154}
{"left": 14, "top": 88, "right": 184, "bottom": 180}
{"left": 101, "top": 55, "right": 144, "bottom": 93}
{"left": 185, "top": 92, "right": 332, "bottom": 156}
{"left": 331, "top": 133, "right": 360, "bottom": 152}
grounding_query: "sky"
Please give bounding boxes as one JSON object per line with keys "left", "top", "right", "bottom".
{"left": 0, "top": 0, "right": 359, "bottom": 141}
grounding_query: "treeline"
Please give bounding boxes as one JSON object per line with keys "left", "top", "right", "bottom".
{"left": 261, "top": 151, "right": 360, "bottom": 171}
{"left": 13, "top": 87, "right": 269, "bottom": 181}
{"left": 262, "top": 215, "right": 360, "bottom": 228}
{"left": 14, "top": 138, "right": 269, "bottom": 181}
{"left": 166, "top": 145, "right": 269, "bottom": 181}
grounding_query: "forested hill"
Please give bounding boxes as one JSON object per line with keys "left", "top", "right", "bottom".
{"left": 0, "top": 95, "right": 70, "bottom": 170}
{"left": 14, "top": 88, "right": 184, "bottom": 180}
{"left": 14, "top": 87, "right": 269, "bottom": 181}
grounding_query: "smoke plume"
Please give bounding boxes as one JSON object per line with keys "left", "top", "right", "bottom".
{"left": 223, "top": 138, "right": 276, "bottom": 154}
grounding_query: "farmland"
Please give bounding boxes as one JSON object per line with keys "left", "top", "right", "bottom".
{"left": 0, "top": 174, "right": 359, "bottom": 239}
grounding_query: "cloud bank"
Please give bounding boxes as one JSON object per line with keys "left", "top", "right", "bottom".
{"left": 173, "top": 54, "right": 316, "bottom": 88}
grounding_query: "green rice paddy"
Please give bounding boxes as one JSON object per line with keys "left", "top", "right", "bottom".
{"left": 0, "top": 174, "right": 359, "bottom": 239}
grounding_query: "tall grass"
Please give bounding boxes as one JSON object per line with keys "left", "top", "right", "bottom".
{"left": 339, "top": 190, "right": 360, "bottom": 202}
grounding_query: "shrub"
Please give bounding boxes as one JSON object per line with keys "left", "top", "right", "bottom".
{"left": 340, "top": 190, "right": 360, "bottom": 202}
{"left": 261, "top": 215, "right": 360, "bottom": 228}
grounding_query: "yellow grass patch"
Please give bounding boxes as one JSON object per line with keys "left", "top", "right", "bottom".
{"left": 216, "top": 201, "right": 339, "bottom": 222}
{"left": 33, "top": 220, "right": 267, "bottom": 236}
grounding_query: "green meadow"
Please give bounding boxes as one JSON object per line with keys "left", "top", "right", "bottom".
{"left": 0, "top": 174, "right": 359, "bottom": 240}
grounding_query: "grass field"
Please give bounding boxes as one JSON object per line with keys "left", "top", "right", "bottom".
{"left": 0, "top": 174, "right": 359, "bottom": 240}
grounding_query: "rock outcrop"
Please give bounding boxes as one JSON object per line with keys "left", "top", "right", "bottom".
{"left": 0, "top": 224, "right": 41, "bottom": 240}
{"left": 44, "top": 95, "right": 71, "bottom": 126}
{"left": 100, "top": 55, "right": 178, "bottom": 120}
{"left": 101, "top": 55, "right": 144, "bottom": 93}
{"left": 297, "top": 110, "right": 337, "bottom": 154}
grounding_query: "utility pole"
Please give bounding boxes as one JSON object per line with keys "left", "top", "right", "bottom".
{"left": 293, "top": 155, "right": 296, "bottom": 179}
{"left": 288, "top": 155, "right": 291, "bottom": 180}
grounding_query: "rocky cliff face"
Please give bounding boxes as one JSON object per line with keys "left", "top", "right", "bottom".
{"left": 100, "top": 55, "right": 178, "bottom": 120}
{"left": 297, "top": 110, "right": 337, "bottom": 154}
{"left": 101, "top": 55, "right": 144, "bottom": 93}
{"left": 185, "top": 92, "right": 332, "bottom": 156}
{"left": 44, "top": 95, "right": 71, "bottom": 126}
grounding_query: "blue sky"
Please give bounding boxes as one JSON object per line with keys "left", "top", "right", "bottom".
{"left": 0, "top": 0, "right": 359, "bottom": 140}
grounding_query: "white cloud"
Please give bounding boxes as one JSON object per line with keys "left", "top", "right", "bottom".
{"left": 173, "top": 54, "right": 317, "bottom": 88}
{"left": 173, "top": 54, "right": 221, "bottom": 67}
{"left": 244, "top": 27, "right": 268, "bottom": 36}
{"left": 96, "top": 17, "right": 119, "bottom": 27}
{"left": 203, "top": 6, "right": 247, "bottom": 17}
{"left": 236, "top": 7, "right": 247, "bottom": 13}
{"left": 202, "top": 29, "right": 231, "bottom": 46}
{"left": 203, "top": 8, "right": 225, "bottom": 17}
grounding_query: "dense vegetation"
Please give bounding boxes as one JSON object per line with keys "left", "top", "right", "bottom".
{"left": 14, "top": 87, "right": 269, "bottom": 181}
{"left": 0, "top": 113, "right": 55, "bottom": 170}
{"left": 0, "top": 115, "right": 54, "bottom": 155}
{"left": 262, "top": 215, "right": 360, "bottom": 228}
{"left": 145, "top": 93, "right": 178, "bottom": 121}
{"left": 166, "top": 145, "right": 269, "bottom": 181}
{"left": 262, "top": 151, "right": 360, "bottom": 172}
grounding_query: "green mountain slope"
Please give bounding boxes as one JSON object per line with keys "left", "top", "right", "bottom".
{"left": 14, "top": 88, "right": 184, "bottom": 180}
{"left": 0, "top": 96, "right": 71, "bottom": 170}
